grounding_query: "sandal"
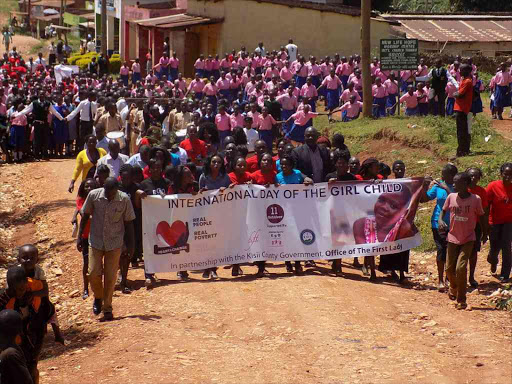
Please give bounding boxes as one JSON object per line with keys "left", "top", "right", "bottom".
{"left": 457, "top": 302, "right": 467, "bottom": 310}
{"left": 122, "top": 286, "right": 132, "bottom": 294}
{"left": 82, "top": 290, "right": 89, "bottom": 300}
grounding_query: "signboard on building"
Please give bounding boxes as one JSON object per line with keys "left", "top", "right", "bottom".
{"left": 380, "top": 39, "right": 418, "bottom": 70}
{"left": 63, "top": 12, "right": 87, "bottom": 26}
{"left": 96, "top": 0, "right": 115, "bottom": 12}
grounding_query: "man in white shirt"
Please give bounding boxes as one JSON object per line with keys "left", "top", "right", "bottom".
{"left": 285, "top": 39, "right": 298, "bottom": 62}
{"left": 127, "top": 145, "right": 151, "bottom": 169}
{"left": 254, "top": 42, "right": 266, "bottom": 57}
{"left": 87, "top": 39, "right": 95, "bottom": 52}
{"left": 34, "top": 52, "right": 46, "bottom": 69}
{"left": 25, "top": 57, "right": 37, "bottom": 73}
{"left": 95, "top": 140, "right": 128, "bottom": 179}
{"left": 66, "top": 90, "right": 98, "bottom": 147}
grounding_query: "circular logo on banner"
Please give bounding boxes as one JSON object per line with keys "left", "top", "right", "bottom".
{"left": 267, "top": 204, "right": 285, "bottom": 224}
{"left": 300, "top": 229, "right": 316, "bottom": 245}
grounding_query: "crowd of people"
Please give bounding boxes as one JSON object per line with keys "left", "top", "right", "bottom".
{"left": 0, "top": 40, "right": 511, "bottom": 384}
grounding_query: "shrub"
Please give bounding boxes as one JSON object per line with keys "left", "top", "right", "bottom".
{"left": 109, "top": 57, "right": 121, "bottom": 74}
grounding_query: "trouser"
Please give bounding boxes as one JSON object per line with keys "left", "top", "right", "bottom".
{"left": 79, "top": 120, "right": 93, "bottom": 148}
{"left": 33, "top": 120, "right": 50, "bottom": 159}
{"left": 89, "top": 247, "right": 122, "bottom": 313}
{"left": 432, "top": 90, "right": 446, "bottom": 117}
{"left": 432, "top": 228, "right": 448, "bottom": 262}
{"left": 456, "top": 111, "right": 470, "bottom": 156}
{"left": 487, "top": 222, "right": 512, "bottom": 279}
{"left": 446, "top": 241, "right": 474, "bottom": 304}
{"left": 130, "top": 131, "right": 139, "bottom": 156}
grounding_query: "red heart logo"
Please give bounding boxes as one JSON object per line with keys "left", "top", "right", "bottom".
{"left": 156, "top": 221, "right": 187, "bottom": 247}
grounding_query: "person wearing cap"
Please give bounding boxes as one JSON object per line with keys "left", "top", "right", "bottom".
{"left": 77, "top": 178, "right": 135, "bottom": 321}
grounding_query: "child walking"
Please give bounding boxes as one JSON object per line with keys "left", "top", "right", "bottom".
{"left": 438, "top": 173, "right": 487, "bottom": 309}
{"left": 17, "top": 244, "right": 66, "bottom": 344}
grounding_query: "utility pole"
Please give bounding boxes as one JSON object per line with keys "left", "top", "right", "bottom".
{"left": 101, "top": 0, "right": 107, "bottom": 55}
{"left": 59, "top": 0, "right": 63, "bottom": 40}
{"left": 361, "top": 0, "right": 372, "bottom": 118}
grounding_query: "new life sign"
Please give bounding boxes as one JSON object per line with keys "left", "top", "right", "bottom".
{"left": 380, "top": 39, "right": 418, "bottom": 70}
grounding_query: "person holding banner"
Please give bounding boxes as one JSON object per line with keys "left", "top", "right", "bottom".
{"left": 378, "top": 160, "right": 411, "bottom": 284}
{"left": 140, "top": 159, "right": 170, "bottom": 287}
{"left": 353, "top": 173, "right": 421, "bottom": 282}
{"left": 275, "top": 155, "right": 313, "bottom": 275}
{"left": 228, "top": 156, "right": 252, "bottom": 276}
{"left": 199, "top": 155, "right": 232, "bottom": 279}
{"left": 326, "top": 149, "right": 357, "bottom": 275}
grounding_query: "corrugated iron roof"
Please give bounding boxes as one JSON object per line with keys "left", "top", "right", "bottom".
{"left": 390, "top": 17, "right": 512, "bottom": 42}
{"left": 135, "top": 13, "right": 222, "bottom": 28}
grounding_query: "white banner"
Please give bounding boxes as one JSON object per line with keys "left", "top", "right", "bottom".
{"left": 142, "top": 179, "right": 424, "bottom": 273}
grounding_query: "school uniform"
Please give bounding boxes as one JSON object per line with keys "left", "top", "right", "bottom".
{"left": 300, "top": 84, "right": 318, "bottom": 112}
{"left": 215, "top": 113, "right": 231, "bottom": 146}
{"left": 287, "top": 111, "right": 317, "bottom": 143}
{"left": 294, "top": 62, "right": 308, "bottom": 88}
{"left": 120, "top": 66, "right": 129, "bottom": 86}
{"left": 372, "top": 84, "right": 388, "bottom": 118}
{"left": 131, "top": 63, "right": 141, "bottom": 83}
{"left": 258, "top": 114, "right": 277, "bottom": 150}
{"left": 321, "top": 75, "right": 342, "bottom": 111}
{"left": 493, "top": 71, "right": 511, "bottom": 109}
{"left": 471, "top": 79, "right": 484, "bottom": 115}
{"left": 188, "top": 79, "right": 205, "bottom": 100}
{"left": 445, "top": 83, "right": 457, "bottom": 116}
{"left": 416, "top": 90, "right": 429, "bottom": 116}
{"left": 339, "top": 101, "right": 362, "bottom": 122}
{"left": 384, "top": 79, "right": 398, "bottom": 115}
{"left": 400, "top": 70, "right": 414, "bottom": 93}
{"left": 400, "top": 93, "right": 419, "bottom": 116}
{"left": 169, "top": 57, "right": 179, "bottom": 82}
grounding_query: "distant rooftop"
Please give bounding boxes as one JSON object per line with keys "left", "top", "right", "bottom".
{"left": 384, "top": 14, "right": 512, "bottom": 43}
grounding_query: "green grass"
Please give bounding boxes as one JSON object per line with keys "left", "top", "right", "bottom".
{"left": 0, "top": 0, "right": 18, "bottom": 18}
{"left": 315, "top": 102, "right": 510, "bottom": 251}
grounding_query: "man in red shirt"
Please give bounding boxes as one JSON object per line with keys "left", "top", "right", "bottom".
{"left": 453, "top": 64, "right": 473, "bottom": 158}
{"left": 179, "top": 124, "right": 206, "bottom": 166}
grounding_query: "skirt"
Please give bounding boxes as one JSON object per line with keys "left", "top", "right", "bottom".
{"left": 169, "top": 68, "right": 178, "bottom": 82}
{"left": 194, "top": 92, "right": 204, "bottom": 100}
{"left": 340, "top": 75, "right": 349, "bottom": 89}
{"left": 132, "top": 72, "right": 141, "bottom": 84}
{"left": 386, "top": 93, "right": 398, "bottom": 116}
{"left": 296, "top": 75, "right": 307, "bottom": 89}
{"left": 219, "top": 89, "right": 231, "bottom": 102}
{"left": 195, "top": 69, "right": 205, "bottom": 78}
{"left": 286, "top": 120, "right": 312, "bottom": 143}
{"left": 446, "top": 97, "right": 455, "bottom": 116}
{"left": 120, "top": 74, "right": 129, "bottom": 86}
{"left": 307, "top": 98, "right": 317, "bottom": 113}
{"left": 281, "top": 109, "right": 294, "bottom": 134}
{"left": 378, "top": 250, "right": 410, "bottom": 273}
{"left": 373, "top": 97, "right": 387, "bottom": 118}
{"left": 494, "top": 85, "right": 511, "bottom": 109}
{"left": 471, "top": 97, "right": 483, "bottom": 114}
{"left": 206, "top": 95, "right": 218, "bottom": 110}
{"left": 401, "top": 81, "right": 413, "bottom": 93}
{"left": 326, "top": 88, "right": 340, "bottom": 111}
{"left": 405, "top": 107, "right": 418, "bottom": 116}
{"left": 311, "top": 75, "right": 321, "bottom": 89}
{"left": 418, "top": 103, "right": 429, "bottom": 116}
{"left": 342, "top": 111, "right": 359, "bottom": 122}
{"left": 53, "top": 120, "right": 69, "bottom": 145}
{"left": 259, "top": 130, "right": 273, "bottom": 150}
{"left": 9, "top": 124, "right": 25, "bottom": 148}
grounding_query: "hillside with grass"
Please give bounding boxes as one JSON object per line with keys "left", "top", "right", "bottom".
{"left": 314, "top": 98, "right": 509, "bottom": 252}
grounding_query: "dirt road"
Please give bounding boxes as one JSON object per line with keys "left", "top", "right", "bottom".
{"left": 0, "top": 159, "right": 511, "bottom": 384}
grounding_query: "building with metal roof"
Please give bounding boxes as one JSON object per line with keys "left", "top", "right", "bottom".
{"left": 383, "top": 14, "right": 512, "bottom": 58}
